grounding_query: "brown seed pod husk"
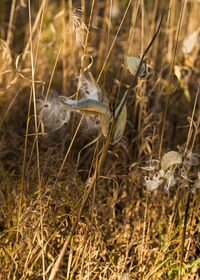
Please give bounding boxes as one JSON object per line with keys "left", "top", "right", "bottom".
{"left": 161, "top": 151, "right": 183, "bottom": 172}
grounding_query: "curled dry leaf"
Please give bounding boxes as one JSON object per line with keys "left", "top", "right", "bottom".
{"left": 181, "top": 28, "right": 200, "bottom": 69}
{"left": 161, "top": 151, "right": 183, "bottom": 172}
{"left": 124, "top": 55, "right": 148, "bottom": 79}
{"left": 174, "top": 65, "right": 191, "bottom": 102}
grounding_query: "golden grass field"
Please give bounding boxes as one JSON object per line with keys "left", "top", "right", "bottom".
{"left": 0, "top": 0, "right": 200, "bottom": 279}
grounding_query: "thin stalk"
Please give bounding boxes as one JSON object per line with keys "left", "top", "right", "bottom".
{"left": 97, "top": 0, "right": 133, "bottom": 82}
{"left": 81, "top": 0, "right": 85, "bottom": 23}
{"left": 158, "top": 0, "right": 187, "bottom": 160}
{"left": 96, "top": 0, "right": 110, "bottom": 72}
{"left": 139, "top": 192, "right": 149, "bottom": 270}
{"left": 141, "top": 0, "right": 144, "bottom": 54}
{"left": 127, "top": 0, "right": 140, "bottom": 56}
{"left": 6, "top": 0, "right": 16, "bottom": 46}
{"left": 62, "top": 0, "right": 67, "bottom": 93}
{"left": 179, "top": 190, "right": 192, "bottom": 280}
{"left": 28, "top": 2, "right": 45, "bottom": 278}
{"left": 26, "top": 43, "right": 62, "bottom": 174}
{"left": 115, "top": 12, "right": 163, "bottom": 125}
{"left": 184, "top": 84, "right": 200, "bottom": 153}
{"left": 53, "top": 115, "right": 84, "bottom": 188}
{"left": 28, "top": 0, "right": 41, "bottom": 182}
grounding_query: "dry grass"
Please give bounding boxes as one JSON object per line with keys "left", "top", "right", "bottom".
{"left": 0, "top": 0, "right": 200, "bottom": 279}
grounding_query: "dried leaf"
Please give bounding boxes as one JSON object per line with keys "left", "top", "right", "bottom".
{"left": 124, "top": 55, "right": 148, "bottom": 78}
{"left": 182, "top": 28, "right": 200, "bottom": 57}
{"left": 174, "top": 65, "right": 191, "bottom": 102}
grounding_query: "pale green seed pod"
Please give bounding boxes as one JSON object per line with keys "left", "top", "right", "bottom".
{"left": 112, "top": 105, "right": 127, "bottom": 144}
{"left": 111, "top": 90, "right": 128, "bottom": 144}
{"left": 59, "top": 96, "right": 109, "bottom": 115}
{"left": 124, "top": 55, "right": 148, "bottom": 79}
{"left": 100, "top": 109, "right": 112, "bottom": 137}
{"left": 59, "top": 95, "right": 112, "bottom": 137}
{"left": 59, "top": 91, "right": 127, "bottom": 144}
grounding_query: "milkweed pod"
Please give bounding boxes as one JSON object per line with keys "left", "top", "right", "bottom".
{"left": 161, "top": 151, "right": 183, "bottom": 172}
{"left": 111, "top": 90, "right": 128, "bottom": 144}
{"left": 81, "top": 72, "right": 110, "bottom": 106}
{"left": 59, "top": 96, "right": 109, "bottom": 115}
{"left": 124, "top": 55, "right": 148, "bottom": 79}
{"left": 100, "top": 109, "right": 112, "bottom": 137}
{"left": 112, "top": 105, "right": 127, "bottom": 144}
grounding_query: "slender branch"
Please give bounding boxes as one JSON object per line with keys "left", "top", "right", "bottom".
{"left": 114, "top": 12, "right": 164, "bottom": 125}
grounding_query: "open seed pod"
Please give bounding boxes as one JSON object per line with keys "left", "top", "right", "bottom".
{"left": 161, "top": 151, "right": 183, "bottom": 172}
{"left": 59, "top": 96, "right": 109, "bottom": 115}
{"left": 80, "top": 71, "right": 110, "bottom": 107}
{"left": 59, "top": 87, "right": 128, "bottom": 143}
{"left": 124, "top": 55, "right": 148, "bottom": 79}
{"left": 59, "top": 95, "right": 112, "bottom": 137}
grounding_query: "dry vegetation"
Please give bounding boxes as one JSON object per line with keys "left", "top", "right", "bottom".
{"left": 0, "top": 0, "right": 200, "bottom": 279}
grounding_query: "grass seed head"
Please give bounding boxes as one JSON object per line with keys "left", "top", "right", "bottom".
{"left": 72, "top": 9, "right": 88, "bottom": 48}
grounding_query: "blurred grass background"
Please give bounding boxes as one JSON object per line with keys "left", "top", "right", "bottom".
{"left": 0, "top": 0, "right": 200, "bottom": 279}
